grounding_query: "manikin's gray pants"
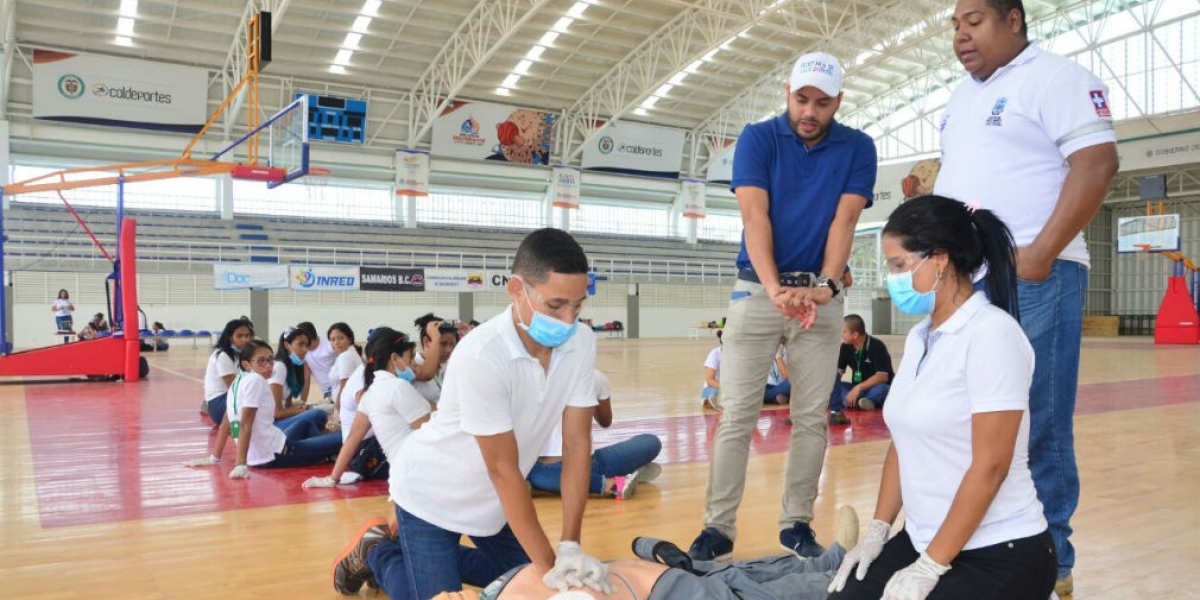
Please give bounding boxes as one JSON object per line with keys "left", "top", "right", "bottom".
{"left": 704, "top": 279, "right": 844, "bottom": 537}
{"left": 650, "top": 544, "right": 845, "bottom": 600}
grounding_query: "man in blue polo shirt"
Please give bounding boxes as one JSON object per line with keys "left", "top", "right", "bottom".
{"left": 689, "top": 52, "right": 876, "bottom": 563}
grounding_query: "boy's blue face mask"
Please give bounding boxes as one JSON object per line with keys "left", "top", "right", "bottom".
{"left": 886, "top": 256, "right": 938, "bottom": 315}
{"left": 515, "top": 277, "right": 578, "bottom": 348}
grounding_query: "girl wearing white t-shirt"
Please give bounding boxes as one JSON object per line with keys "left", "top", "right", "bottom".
{"left": 202, "top": 318, "right": 254, "bottom": 426}
{"left": 413, "top": 315, "right": 459, "bottom": 404}
{"left": 227, "top": 340, "right": 343, "bottom": 478}
{"left": 303, "top": 329, "right": 430, "bottom": 489}
{"left": 269, "top": 327, "right": 329, "bottom": 435}
{"left": 51, "top": 289, "right": 74, "bottom": 332}
{"left": 829, "top": 196, "right": 1054, "bottom": 600}
{"left": 327, "top": 322, "right": 363, "bottom": 409}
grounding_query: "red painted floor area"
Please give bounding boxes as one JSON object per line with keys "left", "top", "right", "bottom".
{"left": 21, "top": 368, "right": 1198, "bottom": 528}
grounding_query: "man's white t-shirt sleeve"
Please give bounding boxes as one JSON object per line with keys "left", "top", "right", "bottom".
{"left": 593, "top": 370, "right": 611, "bottom": 400}
{"left": 966, "top": 315, "right": 1035, "bottom": 414}
{"left": 1038, "top": 63, "right": 1116, "bottom": 158}
{"left": 457, "top": 354, "right": 515, "bottom": 436}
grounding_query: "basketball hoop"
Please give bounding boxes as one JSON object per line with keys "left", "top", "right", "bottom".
{"left": 306, "top": 167, "right": 331, "bottom": 203}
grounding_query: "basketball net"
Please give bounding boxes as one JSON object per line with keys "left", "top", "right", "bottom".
{"left": 306, "top": 167, "right": 331, "bottom": 204}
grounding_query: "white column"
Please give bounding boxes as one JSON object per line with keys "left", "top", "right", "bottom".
{"left": 403, "top": 195, "right": 418, "bottom": 229}
{"left": 0, "top": 120, "right": 9, "bottom": 209}
{"left": 217, "top": 175, "right": 234, "bottom": 220}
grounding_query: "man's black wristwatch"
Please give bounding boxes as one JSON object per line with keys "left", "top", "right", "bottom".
{"left": 815, "top": 276, "right": 840, "bottom": 298}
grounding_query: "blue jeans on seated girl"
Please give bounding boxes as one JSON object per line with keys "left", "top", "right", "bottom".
{"left": 259, "top": 410, "right": 342, "bottom": 468}
{"left": 367, "top": 505, "right": 530, "bottom": 600}
{"left": 828, "top": 381, "right": 890, "bottom": 412}
{"left": 527, "top": 433, "right": 662, "bottom": 493}
{"left": 764, "top": 380, "right": 792, "bottom": 403}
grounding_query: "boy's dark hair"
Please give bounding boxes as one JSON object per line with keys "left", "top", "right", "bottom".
{"left": 511, "top": 228, "right": 588, "bottom": 284}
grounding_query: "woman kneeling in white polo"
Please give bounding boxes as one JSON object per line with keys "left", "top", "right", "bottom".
{"left": 828, "top": 195, "right": 1056, "bottom": 600}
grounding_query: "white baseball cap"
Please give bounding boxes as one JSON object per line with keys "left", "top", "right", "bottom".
{"left": 788, "top": 52, "right": 843, "bottom": 97}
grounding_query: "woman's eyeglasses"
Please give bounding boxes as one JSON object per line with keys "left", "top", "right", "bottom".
{"left": 250, "top": 357, "right": 274, "bottom": 366}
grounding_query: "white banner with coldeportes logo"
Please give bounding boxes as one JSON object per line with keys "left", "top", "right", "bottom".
{"left": 288, "top": 266, "right": 360, "bottom": 292}
{"left": 582, "top": 121, "right": 685, "bottom": 178}
{"left": 213, "top": 264, "right": 289, "bottom": 290}
{"left": 32, "top": 49, "right": 209, "bottom": 133}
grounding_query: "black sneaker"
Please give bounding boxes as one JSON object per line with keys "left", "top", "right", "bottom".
{"left": 332, "top": 518, "right": 390, "bottom": 594}
{"left": 687, "top": 527, "right": 733, "bottom": 562}
{"left": 631, "top": 537, "right": 694, "bottom": 572}
{"left": 779, "top": 521, "right": 826, "bottom": 558}
{"left": 828, "top": 411, "right": 851, "bottom": 426}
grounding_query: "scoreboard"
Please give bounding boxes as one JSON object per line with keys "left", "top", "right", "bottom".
{"left": 297, "top": 93, "right": 367, "bottom": 144}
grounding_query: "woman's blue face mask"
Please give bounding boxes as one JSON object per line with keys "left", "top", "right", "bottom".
{"left": 886, "top": 255, "right": 938, "bottom": 315}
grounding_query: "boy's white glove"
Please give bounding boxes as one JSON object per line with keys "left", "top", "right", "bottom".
{"left": 542, "top": 541, "right": 615, "bottom": 594}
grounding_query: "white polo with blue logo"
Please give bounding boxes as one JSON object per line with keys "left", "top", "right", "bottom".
{"left": 934, "top": 42, "right": 1116, "bottom": 267}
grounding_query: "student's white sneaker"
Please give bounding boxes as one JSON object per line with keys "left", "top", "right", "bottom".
{"left": 604, "top": 471, "right": 639, "bottom": 499}
{"left": 636, "top": 462, "right": 662, "bottom": 483}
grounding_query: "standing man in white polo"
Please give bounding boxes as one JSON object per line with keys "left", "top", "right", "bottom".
{"left": 935, "top": 0, "right": 1119, "bottom": 595}
{"left": 688, "top": 52, "right": 877, "bottom": 563}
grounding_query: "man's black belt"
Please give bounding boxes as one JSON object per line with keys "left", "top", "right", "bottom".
{"left": 737, "top": 269, "right": 817, "bottom": 287}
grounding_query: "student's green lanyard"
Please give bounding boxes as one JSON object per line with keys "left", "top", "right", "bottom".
{"left": 229, "top": 372, "right": 245, "bottom": 439}
{"left": 852, "top": 338, "right": 869, "bottom": 384}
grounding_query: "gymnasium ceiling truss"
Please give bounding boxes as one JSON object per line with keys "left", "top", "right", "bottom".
{"left": 4, "top": 0, "right": 1198, "bottom": 175}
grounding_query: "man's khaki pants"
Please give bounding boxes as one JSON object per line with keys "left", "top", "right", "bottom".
{"left": 703, "top": 279, "right": 843, "bottom": 539}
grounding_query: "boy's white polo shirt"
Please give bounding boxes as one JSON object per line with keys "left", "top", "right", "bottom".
{"left": 884, "top": 292, "right": 1046, "bottom": 553}
{"left": 935, "top": 42, "right": 1116, "bottom": 267}
{"left": 394, "top": 305, "right": 597, "bottom": 536}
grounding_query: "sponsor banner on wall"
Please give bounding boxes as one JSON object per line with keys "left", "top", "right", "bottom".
{"left": 1117, "top": 132, "right": 1200, "bottom": 172}
{"left": 32, "top": 49, "right": 208, "bottom": 133}
{"left": 213, "top": 264, "right": 289, "bottom": 290}
{"left": 395, "top": 149, "right": 430, "bottom": 196}
{"left": 360, "top": 267, "right": 426, "bottom": 292}
{"left": 552, "top": 165, "right": 581, "bottom": 208}
{"left": 289, "top": 266, "right": 359, "bottom": 291}
{"left": 705, "top": 143, "right": 736, "bottom": 183}
{"left": 582, "top": 122, "right": 685, "bottom": 178}
{"left": 424, "top": 269, "right": 487, "bottom": 293}
{"left": 431, "top": 100, "right": 556, "bottom": 165}
{"left": 680, "top": 178, "right": 706, "bottom": 218}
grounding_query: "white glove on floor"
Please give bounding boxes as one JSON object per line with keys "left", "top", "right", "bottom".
{"left": 302, "top": 475, "right": 336, "bottom": 489}
{"left": 182, "top": 455, "right": 219, "bottom": 467}
{"left": 828, "top": 519, "right": 891, "bottom": 592}
{"left": 542, "top": 541, "right": 615, "bottom": 594}
{"left": 229, "top": 464, "right": 251, "bottom": 479}
{"left": 881, "top": 552, "right": 950, "bottom": 600}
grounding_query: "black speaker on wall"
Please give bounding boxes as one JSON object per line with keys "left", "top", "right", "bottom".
{"left": 258, "top": 11, "right": 273, "bottom": 69}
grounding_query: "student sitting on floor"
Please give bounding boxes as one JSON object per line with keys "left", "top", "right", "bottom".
{"left": 298, "top": 321, "right": 336, "bottom": 401}
{"left": 303, "top": 329, "right": 431, "bottom": 489}
{"left": 827, "top": 314, "right": 894, "bottom": 426}
{"left": 274, "top": 326, "right": 314, "bottom": 410}
{"left": 384, "top": 506, "right": 860, "bottom": 600}
{"left": 412, "top": 313, "right": 459, "bottom": 405}
{"left": 327, "top": 322, "right": 362, "bottom": 412}
{"left": 203, "top": 318, "right": 254, "bottom": 427}
{"left": 700, "top": 330, "right": 723, "bottom": 411}
{"left": 528, "top": 370, "right": 663, "bottom": 499}
{"left": 226, "top": 339, "right": 343, "bottom": 477}
{"left": 765, "top": 341, "right": 792, "bottom": 405}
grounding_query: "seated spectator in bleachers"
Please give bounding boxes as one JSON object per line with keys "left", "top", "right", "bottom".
{"left": 226, "top": 339, "right": 342, "bottom": 477}
{"left": 303, "top": 329, "right": 430, "bottom": 489}
{"left": 764, "top": 341, "right": 791, "bottom": 405}
{"left": 528, "top": 370, "right": 662, "bottom": 499}
{"left": 701, "top": 330, "right": 723, "bottom": 411}
{"left": 828, "top": 314, "right": 894, "bottom": 426}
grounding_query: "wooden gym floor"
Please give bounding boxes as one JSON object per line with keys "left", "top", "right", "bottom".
{"left": 0, "top": 336, "right": 1196, "bottom": 599}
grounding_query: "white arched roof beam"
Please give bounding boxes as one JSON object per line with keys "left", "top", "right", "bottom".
{"left": 396, "top": 0, "right": 553, "bottom": 148}
{"left": 847, "top": 0, "right": 1199, "bottom": 161}
{"left": 558, "top": 0, "right": 799, "bottom": 164}
{"left": 687, "top": 0, "right": 953, "bottom": 174}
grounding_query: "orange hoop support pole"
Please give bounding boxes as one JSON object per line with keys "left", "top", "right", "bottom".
{"left": 120, "top": 218, "right": 141, "bottom": 381}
